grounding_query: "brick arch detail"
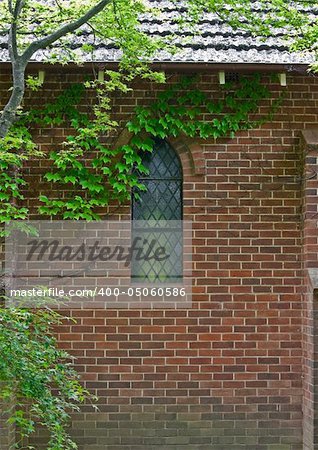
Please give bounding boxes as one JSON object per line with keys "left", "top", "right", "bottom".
{"left": 114, "top": 128, "right": 206, "bottom": 176}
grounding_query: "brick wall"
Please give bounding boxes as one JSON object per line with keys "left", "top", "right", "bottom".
{"left": 1, "top": 70, "right": 318, "bottom": 449}
{"left": 0, "top": 396, "right": 15, "bottom": 450}
{"left": 301, "top": 130, "right": 318, "bottom": 450}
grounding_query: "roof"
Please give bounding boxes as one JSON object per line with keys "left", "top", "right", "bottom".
{"left": 0, "top": 0, "right": 316, "bottom": 65}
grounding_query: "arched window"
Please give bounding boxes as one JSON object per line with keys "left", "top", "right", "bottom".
{"left": 132, "top": 138, "right": 183, "bottom": 283}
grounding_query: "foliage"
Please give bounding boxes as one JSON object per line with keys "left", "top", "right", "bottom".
{"left": 0, "top": 0, "right": 169, "bottom": 438}
{"left": 176, "top": 0, "right": 318, "bottom": 71}
{"left": 39, "top": 70, "right": 164, "bottom": 220}
{"left": 0, "top": 2, "right": 301, "bottom": 449}
{"left": 246, "top": 0, "right": 318, "bottom": 62}
{"left": 0, "top": 1, "right": 226, "bottom": 65}
{"left": 0, "top": 70, "right": 282, "bottom": 446}
{"left": 1, "top": 72, "right": 283, "bottom": 223}
{"left": 0, "top": 0, "right": 168, "bottom": 141}
{"left": 37, "top": 73, "right": 283, "bottom": 219}
{"left": 0, "top": 305, "right": 93, "bottom": 450}
{"left": 0, "top": 0, "right": 314, "bottom": 223}
{"left": 0, "top": 75, "right": 152, "bottom": 224}
{"left": 0, "top": 0, "right": 164, "bottom": 64}
{"left": 0, "top": 125, "right": 43, "bottom": 227}
{"left": 0, "top": 0, "right": 316, "bottom": 142}
{"left": 126, "top": 73, "right": 277, "bottom": 140}
{"left": 0, "top": 0, "right": 316, "bottom": 69}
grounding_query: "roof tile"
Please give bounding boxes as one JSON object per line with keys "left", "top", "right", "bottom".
{"left": 0, "top": 1, "right": 316, "bottom": 64}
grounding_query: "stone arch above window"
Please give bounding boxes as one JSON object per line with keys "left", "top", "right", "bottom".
{"left": 114, "top": 128, "right": 206, "bottom": 176}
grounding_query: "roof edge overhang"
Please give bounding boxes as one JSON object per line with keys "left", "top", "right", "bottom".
{"left": 0, "top": 61, "right": 311, "bottom": 74}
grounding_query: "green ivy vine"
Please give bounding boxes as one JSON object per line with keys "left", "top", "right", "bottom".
{"left": 0, "top": 73, "right": 283, "bottom": 225}
{"left": 127, "top": 73, "right": 276, "bottom": 139}
{"left": 38, "top": 73, "right": 283, "bottom": 220}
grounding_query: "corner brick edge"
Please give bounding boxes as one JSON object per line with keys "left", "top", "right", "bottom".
{"left": 301, "top": 129, "right": 318, "bottom": 152}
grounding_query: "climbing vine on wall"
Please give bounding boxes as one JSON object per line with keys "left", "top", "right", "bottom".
{"left": 0, "top": 73, "right": 283, "bottom": 224}
{"left": 39, "top": 73, "right": 283, "bottom": 219}
{"left": 127, "top": 73, "right": 277, "bottom": 139}
{"left": 0, "top": 83, "right": 87, "bottom": 228}
{"left": 39, "top": 74, "right": 283, "bottom": 219}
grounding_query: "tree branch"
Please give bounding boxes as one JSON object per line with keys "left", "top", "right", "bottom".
{"left": 7, "top": 0, "right": 13, "bottom": 15}
{"left": 8, "top": 0, "right": 24, "bottom": 61}
{"left": 22, "top": 0, "right": 111, "bottom": 62}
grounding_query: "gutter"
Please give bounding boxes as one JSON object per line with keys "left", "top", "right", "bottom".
{"left": 0, "top": 61, "right": 311, "bottom": 74}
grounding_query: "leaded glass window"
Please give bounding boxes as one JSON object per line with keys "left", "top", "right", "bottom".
{"left": 132, "top": 138, "right": 183, "bottom": 283}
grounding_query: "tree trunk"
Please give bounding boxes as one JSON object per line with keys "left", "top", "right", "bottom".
{"left": 0, "top": 62, "right": 26, "bottom": 139}
{"left": 0, "top": 61, "right": 26, "bottom": 294}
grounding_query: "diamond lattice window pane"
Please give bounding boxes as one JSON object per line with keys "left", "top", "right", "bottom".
{"left": 132, "top": 139, "right": 183, "bottom": 283}
{"left": 136, "top": 138, "right": 182, "bottom": 179}
{"left": 133, "top": 180, "right": 182, "bottom": 223}
{"left": 131, "top": 229, "right": 183, "bottom": 283}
